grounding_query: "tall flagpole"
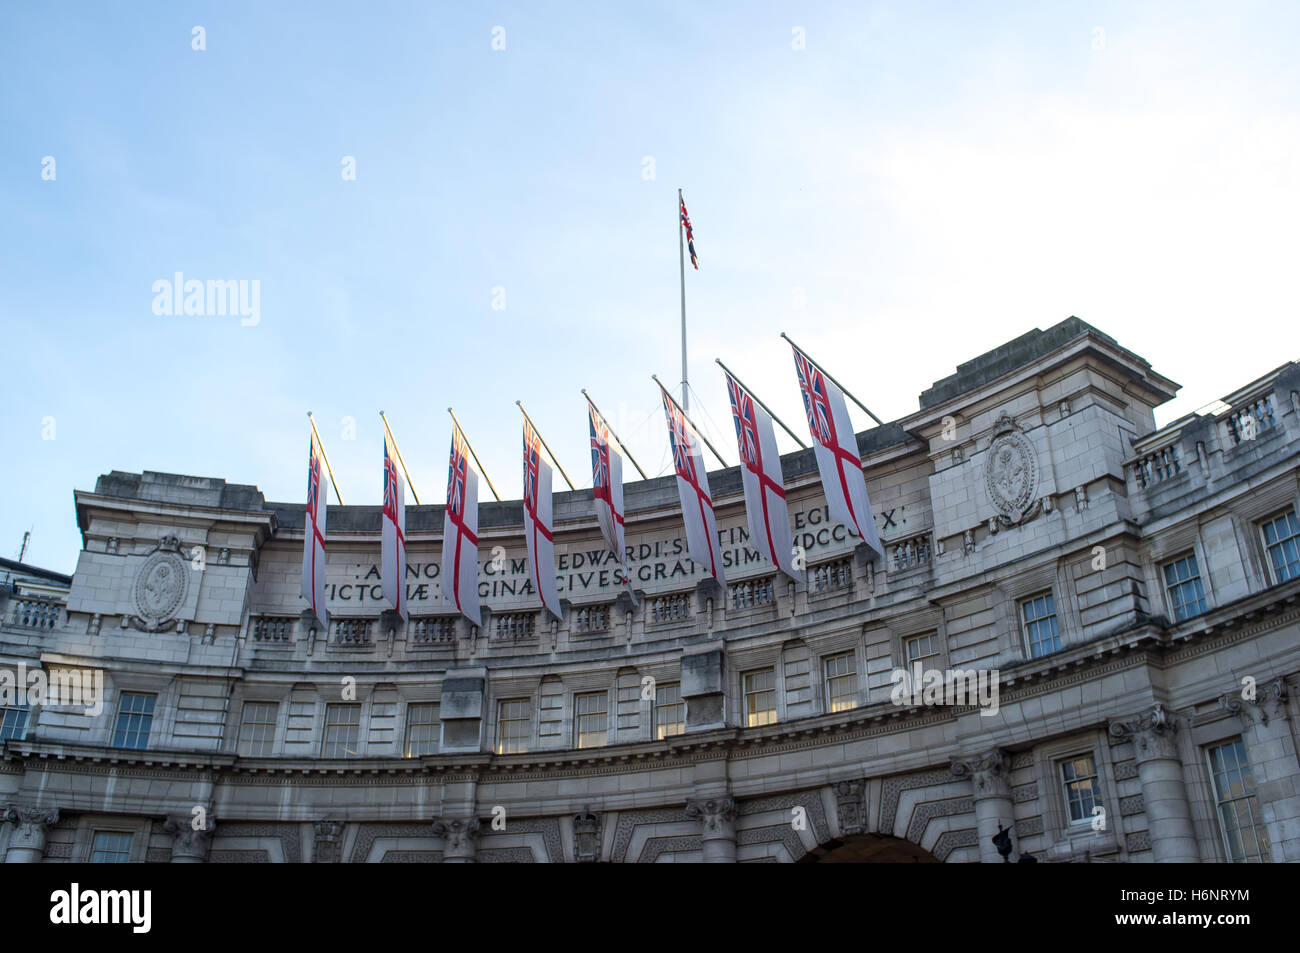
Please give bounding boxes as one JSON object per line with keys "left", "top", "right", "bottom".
{"left": 678, "top": 188, "right": 689, "bottom": 412}
{"left": 306, "top": 411, "right": 345, "bottom": 505}
{"left": 379, "top": 411, "right": 421, "bottom": 504}
{"left": 582, "top": 389, "right": 649, "bottom": 480}
{"left": 447, "top": 408, "right": 501, "bottom": 502}
{"left": 516, "top": 401, "right": 576, "bottom": 491}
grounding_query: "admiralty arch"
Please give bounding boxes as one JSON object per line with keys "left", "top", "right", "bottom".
{"left": 2, "top": 316, "right": 1298, "bottom": 863}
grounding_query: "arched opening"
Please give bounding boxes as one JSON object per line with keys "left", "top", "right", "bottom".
{"left": 798, "top": 833, "right": 940, "bottom": 863}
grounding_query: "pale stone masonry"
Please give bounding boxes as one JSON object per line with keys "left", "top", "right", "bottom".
{"left": 2, "top": 317, "right": 1298, "bottom": 863}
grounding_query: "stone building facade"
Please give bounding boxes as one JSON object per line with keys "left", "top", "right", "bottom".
{"left": 2, "top": 316, "right": 1298, "bottom": 863}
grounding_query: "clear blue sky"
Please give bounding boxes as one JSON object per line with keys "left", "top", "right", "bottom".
{"left": 3, "top": 1, "right": 1298, "bottom": 574}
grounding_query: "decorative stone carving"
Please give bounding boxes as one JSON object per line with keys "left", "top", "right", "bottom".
{"left": 218, "top": 548, "right": 231, "bottom": 565}
{"left": 952, "top": 447, "right": 963, "bottom": 465}
{"left": 164, "top": 815, "right": 215, "bottom": 862}
{"left": 312, "top": 820, "right": 344, "bottom": 863}
{"left": 1108, "top": 704, "right": 1180, "bottom": 763}
{"left": 963, "top": 529, "right": 975, "bottom": 556}
{"left": 1220, "top": 678, "right": 1289, "bottom": 728}
{"left": 203, "top": 623, "right": 216, "bottom": 644}
{"left": 88, "top": 613, "right": 102, "bottom": 636}
{"left": 984, "top": 413, "right": 1041, "bottom": 525}
{"left": 572, "top": 807, "right": 602, "bottom": 863}
{"left": 1059, "top": 399, "right": 1071, "bottom": 418}
{"left": 3, "top": 805, "right": 60, "bottom": 860}
{"left": 432, "top": 817, "right": 481, "bottom": 862}
{"left": 128, "top": 537, "right": 190, "bottom": 632}
{"left": 106, "top": 537, "right": 119, "bottom": 554}
{"left": 684, "top": 797, "right": 737, "bottom": 834}
{"left": 1075, "top": 486, "right": 1089, "bottom": 512}
{"left": 950, "top": 748, "right": 1012, "bottom": 800}
{"left": 833, "top": 780, "right": 867, "bottom": 836}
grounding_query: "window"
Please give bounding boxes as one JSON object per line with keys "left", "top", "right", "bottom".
{"left": 743, "top": 669, "right": 777, "bottom": 727}
{"left": 904, "top": 632, "right": 940, "bottom": 667}
{"left": 112, "top": 692, "right": 156, "bottom": 749}
{"left": 322, "top": 704, "right": 362, "bottom": 758}
{"left": 403, "top": 703, "right": 440, "bottom": 757}
{"left": 1261, "top": 509, "right": 1300, "bottom": 584}
{"left": 496, "top": 698, "right": 532, "bottom": 754}
{"left": 574, "top": 692, "right": 608, "bottom": 749}
{"left": 1163, "top": 553, "right": 1208, "bottom": 621}
{"left": 238, "top": 701, "right": 278, "bottom": 757}
{"left": 1060, "top": 754, "right": 1103, "bottom": 825}
{"left": 1206, "top": 738, "right": 1270, "bottom": 863}
{"left": 653, "top": 682, "right": 684, "bottom": 740}
{"left": 0, "top": 705, "right": 29, "bottom": 742}
{"left": 1020, "top": 593, "right": 1061, "bottom": 658}
{"left": 90, "top": 831, "right": 133, "bottom": 863}
{"left": 823, "top": 653, "right": 858, "bottom": 712}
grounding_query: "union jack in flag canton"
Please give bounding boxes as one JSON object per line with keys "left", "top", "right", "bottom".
{"left": 660, "top": 384, "right": 724, "bottom": 584}
{"left": 522, "top": 418, "right": 561, "bottom": 618}
{"left": 440, "top": 427, "right": 481, "bottom": 624}
{"left": 791, "top": 344, "right": 883, "bottom": 557}
{"left": 301, "top": 432, "right": 329, "bottom": 628}
{"left": 380, "top": 433, "right": 407, "bottom": 620}
{"left": 724, "top": 370, "right": 797, "bottom": 580}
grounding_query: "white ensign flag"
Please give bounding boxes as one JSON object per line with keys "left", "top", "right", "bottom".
{"left": 724, "top": 369, "right": 797, "bottom": 580}
{"left": 522, "top": 419, "right": 562, "bottom": 618}
{"left": 441, "top": 427, "right": 481, "bottom": 625}
{"left": 301, "top": 431, "right": 330, "bottom": 628}
{"left": 790, "top": 343, "right": 884, "bottom": 557}
{"left": 381, "top": 432, "right": 407, "bottom": 620}
{"left": 659, "top": 383, "right": 726, "bottom": 585}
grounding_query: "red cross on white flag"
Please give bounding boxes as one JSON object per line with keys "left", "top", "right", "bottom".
{"left": 724, "top": 369, "right": 797, "bottom": 580}
{"left": 301, "top": 430, "right": 330, "bottom": 628}
{"left": 441, "top": 426, "right": 481, "bottom": 625}
{"left": 523, "top": 418, "right": 561, "bottom": 619}
{"left": 659, "top": 382, "right": 726, "bottom": 585}
{"left": 381, "top": 432, "right": 407, "bottom": 620}
{"left": 790, "top": 343, "right": 883, "bottom": 558}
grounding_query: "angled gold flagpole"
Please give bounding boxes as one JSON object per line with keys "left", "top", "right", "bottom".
{"left": 582, "top": 389, "right": 649, "bottom": 480}
{"left": 653, "top": 374, "right": 729, "bottom": 469}
{"left": 780, "top": 331, "right": 885, "bottom": 427}
{"left": 379, "top": 411, "right": 421, "bottom": 505}
{"left": 715, "top": 357, "right": 808, "bottom": 449}
{"left": 447, "top": 407, "right": 501, "bottom": 502}
{"left": 306, "top": 411, "right": 345, "bottom": 505}
{"left": 516, "top": 401, "right": 576, "bottom": 491}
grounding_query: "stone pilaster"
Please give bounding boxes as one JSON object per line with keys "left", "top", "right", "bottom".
{"left": 3, "top": 806, "right": 59, "bottom": 863}
{"left": 1109, "top": 704, "right": 1199, "bottom": 862}
{"left": 312, "top": 820, "right": 344, "bottom": 863}
{"left": 951, "top": 748, "right": 1013, "bottom": 863}
{"left": 164, "top": 815, "right": 215, "bottom": 863}
{"left": 685, "top": 796, "right": 737, "bottom": 863}
{"left": 433, "top": 817, "right": 481, "bottom": 863}
{"left": 1221, "top": 678, "right": 1299, "bottom": 862}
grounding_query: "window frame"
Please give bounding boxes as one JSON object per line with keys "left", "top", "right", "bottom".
{"left": 652, "top": 681, "right": 684, "bottom": 740}
{"left": 495, "top": 697, "right": 533, "bottom": 755}
{"left": 1259, "top": 508, "right": 1300, "bottom": 586}
{"left": 1058, "top": 752, "right": 1104, "bottom": 827}
{"left": 321, "top": 702, "right": 363, "bottom": 758}
{"left": 0, "top": 704, "right": 30, "bottom": 742}
{"left": 111, "top": 691, "right": 157, "bottom": 750}
{"left": 573, "top": 691, "right": 609, "bottom": 749}
{"left": 1019, "top": 591, "right": 1062, "bottom": 659}
{"left": 89, "top": 830, "right": 134, "bottom": 864}
{"left": 1161, "top": 551, "right": 1208, "bottom": 622}
{"left": 237, "top": 700, "right": 279, "bottom": 757}
{"left": 1205, "top": 737, "right": 1271, "bottom": 863}
{"left": 403, "top": 702, "right": 441, "bottom": 758}
{"left": 742, "top": 667, "right": 778, "bottom": 728}
{"left": 822, "top": 652, "right": 859, "bottom": 713}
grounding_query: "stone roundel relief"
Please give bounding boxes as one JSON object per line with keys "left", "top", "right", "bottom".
{"left": 133, "top": 550, "right": 188, "bottom": 623}
{"left": 985, "top": 427, "right": 1039, "bottom": 521}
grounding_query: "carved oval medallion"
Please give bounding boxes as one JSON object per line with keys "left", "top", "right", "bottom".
{"left": 985, "top": 430, "right": 1038, "bottom": 521}
{"left": 133, "top": 550, "right": 188, "bottom": 623}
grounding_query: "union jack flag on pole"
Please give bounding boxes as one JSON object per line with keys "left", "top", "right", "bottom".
{"left": 659, "top": 382, "right": 725, "bottom": 585}
{"left": 790, "top": 342, "right": 884, "bottom": 557}
{"left": 301, "top": 430, "right": 329, "bottom": 628}
{"left": 680, "top": 192, "right": 698, "bottom": 269}
{"left": 588, "top": 401, "right": 626, "bottom": 563}
{"left": 724, "top": 369, "right": 797, "bottom": 580}
{"left": 522, "top": 417, "right": 561, "bottom": 619}
{"left": 441, "top": 426, "right": 481, "bottom": 625}
{"left": 381, "top": 432, "right": 407, "bottom": 620}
